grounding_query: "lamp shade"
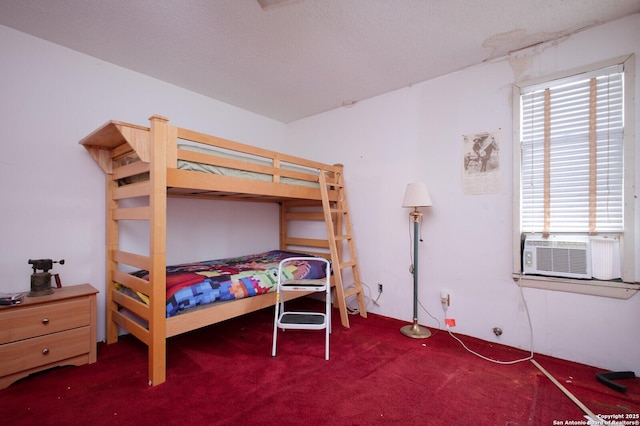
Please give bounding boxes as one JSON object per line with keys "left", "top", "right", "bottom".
{"left": 402, "top": 182, "right": 432, "bottom": 208}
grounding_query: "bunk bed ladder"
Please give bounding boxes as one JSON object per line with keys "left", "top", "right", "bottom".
{"left": 318, "top": 171, "right": 367, "bottom": 328}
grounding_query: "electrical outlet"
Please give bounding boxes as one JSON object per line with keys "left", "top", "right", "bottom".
{"left": 378, "top": 283, "right": 383, "bottom": 293}
{"left": 440, "top": 290, "right": 450, "bottom": 309}
{"left": 440, "top": 292, "right": 449, "bottom": 312}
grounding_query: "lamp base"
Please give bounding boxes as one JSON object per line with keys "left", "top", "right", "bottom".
{"left": 400, "top": 320, "right": 432, "bottom": 339}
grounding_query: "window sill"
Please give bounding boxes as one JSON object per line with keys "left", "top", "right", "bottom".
{"left": 512, "top": 274, "right": 639, "bottom": 300}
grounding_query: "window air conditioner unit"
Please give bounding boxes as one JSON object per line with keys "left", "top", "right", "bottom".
{"left": 522, "top": 235, "right": 592, "bottom": 279}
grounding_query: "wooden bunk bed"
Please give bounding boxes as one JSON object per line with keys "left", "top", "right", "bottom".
{"left": 80, "top": 115, "right": 367, "bottom": 386}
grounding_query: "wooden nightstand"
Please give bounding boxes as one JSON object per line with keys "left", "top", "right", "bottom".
{"left": 0, "top": 283, "right": 99, "bottom": 389}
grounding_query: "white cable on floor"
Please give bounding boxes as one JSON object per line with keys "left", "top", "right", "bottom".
{"left": 437, "top": 277, "right": 612, "bottom": 424}
{"left": 445, "top": 276, "right": 534, "bottom": 365}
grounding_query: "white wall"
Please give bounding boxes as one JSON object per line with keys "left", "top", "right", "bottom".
{"left": 0, "top": 25, "right": 286, "bottom": 341}
{"left": 287, "top": 14, "right": 640, "bottom": 372}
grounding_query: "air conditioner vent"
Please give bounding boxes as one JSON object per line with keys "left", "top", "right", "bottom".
{"left": 523, "top": 235, "right": 592, "bottom": 279}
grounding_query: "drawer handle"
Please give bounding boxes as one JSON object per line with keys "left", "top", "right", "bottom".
{"left": 42, "top": 318, "right": 49, "bottom": 325}
{"left": 42, "top": 348, "right": 50, "bottom": 355}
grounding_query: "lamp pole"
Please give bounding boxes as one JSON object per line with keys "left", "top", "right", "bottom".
{"left": 400, "top": 208, "right": 431, "bottom": 339}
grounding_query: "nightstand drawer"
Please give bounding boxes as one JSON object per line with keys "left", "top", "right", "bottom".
{"left": 0, "top": 326, "right": 91, "bottom": 376}
{"left": 0, "top": 298, "right": 90, "bottom": 344}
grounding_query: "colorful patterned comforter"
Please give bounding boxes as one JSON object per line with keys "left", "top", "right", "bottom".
{"left": 130, "top": 250, "right": 327, "bottom": 318}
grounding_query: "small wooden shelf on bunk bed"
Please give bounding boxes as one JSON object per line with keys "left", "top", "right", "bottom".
{"left": 80, "top": 115, "right": 366, "bottom": 386}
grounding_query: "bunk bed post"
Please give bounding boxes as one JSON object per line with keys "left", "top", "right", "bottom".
{"left": 105, "top": 174, "right": 119, "bottom": 345}
{"left": 279, "top": 201, "right": 286, "bottom": 251}
{"left": 148, "top": 115, "right": 169, "bottom": 386}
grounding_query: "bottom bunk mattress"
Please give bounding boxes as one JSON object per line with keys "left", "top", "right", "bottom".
{"left": 129, "top": 250, "right": 327, "bottom": 318}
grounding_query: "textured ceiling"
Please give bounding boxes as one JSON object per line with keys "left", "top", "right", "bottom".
{"left": 1, "top": 0, "right": 639, "bottom": 122}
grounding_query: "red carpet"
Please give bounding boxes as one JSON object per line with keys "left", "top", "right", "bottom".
{"left": 1, "top": 299, "right": 638, "bottom": 425}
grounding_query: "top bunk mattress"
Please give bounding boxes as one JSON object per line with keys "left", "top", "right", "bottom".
{"left": 177, "top": 144, "right": 320, "bottom": 187}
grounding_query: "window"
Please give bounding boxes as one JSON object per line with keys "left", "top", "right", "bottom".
{"left": 520, "top": 66, "right": 623, "bottom": 234}
{"left": 513, "top": 55, "right": 636, "bottom": 290}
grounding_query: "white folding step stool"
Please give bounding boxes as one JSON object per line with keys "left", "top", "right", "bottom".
{"left": 271, "top": 257, "right": 331, "bottom": 360}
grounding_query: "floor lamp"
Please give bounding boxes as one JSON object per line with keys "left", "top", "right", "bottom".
{"left": 400, "top": 182, "right": 432, "bottom": 339}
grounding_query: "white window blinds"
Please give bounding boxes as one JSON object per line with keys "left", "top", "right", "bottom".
{"left": 520, "top": 65, "right": 624, "bottom": 234}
